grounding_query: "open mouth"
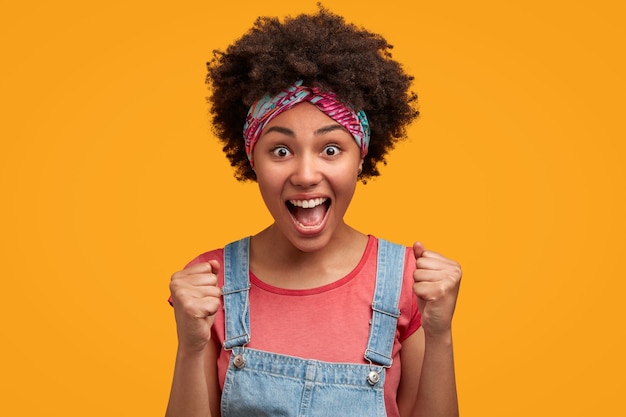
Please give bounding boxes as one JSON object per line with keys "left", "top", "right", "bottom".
{"left": 286, "top": 197, "right": 330, "bottom": 228}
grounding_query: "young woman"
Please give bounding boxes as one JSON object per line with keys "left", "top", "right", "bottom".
{"left": 167, "top": 7, "right": 462, "bottom": 417}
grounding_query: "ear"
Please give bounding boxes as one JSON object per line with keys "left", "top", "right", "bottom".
{"left": 357, "top": 158, "right": 364, "bottom": 175}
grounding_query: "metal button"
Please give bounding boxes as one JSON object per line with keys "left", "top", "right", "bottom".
{"left": 233, "top": 354, "right": 245, "bottom": 369}
{"left": 367, "top": 370, "right": 380, "bottom": 385}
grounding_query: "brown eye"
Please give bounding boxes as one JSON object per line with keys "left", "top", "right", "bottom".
{"left": 272, "top": 146, "right": 291, "bottom": 157}
{"left": 323, "top": 145, "right": 341, "bottom": 156}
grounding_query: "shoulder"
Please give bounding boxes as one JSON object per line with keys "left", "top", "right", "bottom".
{"left": 370, "top": 236, "right": 416, "bottom": 270}
{"left": 182, "top": 235, "right": 254, "bottom": 267}
{"left": 184, "top": 247, "right": 224, "bottom": 268}
{"left": 182, "top": 236, "right": 251, "bottom": 285}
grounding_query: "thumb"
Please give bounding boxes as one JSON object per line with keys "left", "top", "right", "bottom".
{"left": 207, "top": 259, "right": 221, "bottom": 276}
{"left": 413, "top": 241, "right": 425, "bottom": 260}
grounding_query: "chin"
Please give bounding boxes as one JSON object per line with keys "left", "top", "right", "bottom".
{"left": 285, "top": 228, "right": 334, "bottom": 253}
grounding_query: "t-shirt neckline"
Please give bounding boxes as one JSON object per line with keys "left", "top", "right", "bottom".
{"left": 249, "top": 235, "right": 376, "bottom": 296}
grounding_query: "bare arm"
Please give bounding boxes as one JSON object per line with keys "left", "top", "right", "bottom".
{"left": 166, "top": 261, "right": 223, "bottom": 417}
{"left": 397, "top": 243, "right": 461, "bottom": 417}
{"left": 418, "top": 330, "right": 458, "bottom": 417}
{"left": 166, "top": 340, "right": 221, "bottom": 417}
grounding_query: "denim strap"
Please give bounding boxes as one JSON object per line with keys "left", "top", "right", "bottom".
{"left": 222, "top": 237, "right": 252, "bottom": 349}
{"left": 364, "top": 239, "right": 406, "bottom": 367}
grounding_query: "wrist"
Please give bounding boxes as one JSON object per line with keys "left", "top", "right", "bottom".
{"left": 423, "top": 327, "right": 453, "bottom": 346}
{"left": 176, "top": 341, "right": 211, "bottom": 358}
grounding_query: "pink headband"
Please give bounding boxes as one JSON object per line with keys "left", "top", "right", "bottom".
{"left": 243, "top": 81, "right": 370, "bottom": 167}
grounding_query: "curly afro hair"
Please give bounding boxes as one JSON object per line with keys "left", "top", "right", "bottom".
{"left": 206, "top": 5, "right": 419, "bottom": 182}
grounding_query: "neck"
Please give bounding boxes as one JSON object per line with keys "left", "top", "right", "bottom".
{"left": 249, "top": 223, "right": 368, "bottom": 289}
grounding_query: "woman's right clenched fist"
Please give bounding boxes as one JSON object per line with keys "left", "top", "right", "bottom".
{"left": 169, "top": 260, "right": 222, "bottom": 352}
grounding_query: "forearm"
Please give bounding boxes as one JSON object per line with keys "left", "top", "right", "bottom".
{"left": 165, "top": 347, "right": 212, "bottom": 417}
{"left": 412, "top": 331, "right": 459, "bottom": 417}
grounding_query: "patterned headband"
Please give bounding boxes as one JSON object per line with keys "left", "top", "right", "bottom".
{"left": 243, "top": 80, "right": 370, "bottom": 167}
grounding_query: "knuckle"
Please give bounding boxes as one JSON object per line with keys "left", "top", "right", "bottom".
{"left": 437, "top": 283, "right": 447, "bottom": 297}
{"left": 207, "top": 299, "right": 222, "bottom": 314}
{"left": 447, "top": 265, "right": 462, "bottom": 281}
{"left": 169, "top": 279, "right": 181, "bottom": 293}
{"left": 454, "top": 264, "right": 462, "bottom": 277}
{"left": 180, "top": 298, "right": 200, "bottom": 315}
{"left": 174, "top": 297, "right": 190, "bottom": 311}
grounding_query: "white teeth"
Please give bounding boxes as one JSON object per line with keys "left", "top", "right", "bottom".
{"left": 289, "top": 198, "right": 328, "bottom": 208}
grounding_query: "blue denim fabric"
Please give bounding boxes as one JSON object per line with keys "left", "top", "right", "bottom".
{"left": 221, "top": 237, "right": 405, "bottom": 417}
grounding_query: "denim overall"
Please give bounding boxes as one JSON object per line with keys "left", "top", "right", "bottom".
{"left": 220, "top": 237, "right": 406, "bottom": 417}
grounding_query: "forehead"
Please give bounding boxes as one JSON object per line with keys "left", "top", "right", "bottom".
{"left": 264, "top": 102, "right": 339, "bottom": 128}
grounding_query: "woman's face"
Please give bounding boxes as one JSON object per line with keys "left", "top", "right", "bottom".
{"left": 252, "top": 102, "right": 363, "bottom": 253}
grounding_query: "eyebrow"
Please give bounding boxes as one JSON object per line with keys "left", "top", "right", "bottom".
{"left": 263, "top": 124, "right": 348, "bottom": 137}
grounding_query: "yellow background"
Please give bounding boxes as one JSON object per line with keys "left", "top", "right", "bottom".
{"left": 1, "top": 0, "right": 624, "bottom": 415}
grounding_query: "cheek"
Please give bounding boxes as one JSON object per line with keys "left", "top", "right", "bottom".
{"left": 256, "top": 171, "right": 284, "bottom": 209}
{"left": 256, "top": 176, "right": 277, "bottom": 201}
{"left": 331, "top": 169, "right": 359, "bottom": 199}
{"left": 254, "top": 162, "right": 278, "bottom": 188}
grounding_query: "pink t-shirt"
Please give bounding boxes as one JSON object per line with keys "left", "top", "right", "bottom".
{"left": 186, "top": 235, "right": 421, "bottom": 417}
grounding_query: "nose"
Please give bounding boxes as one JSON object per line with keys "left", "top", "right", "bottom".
{"left": 290, "top": 153, "right": 322, "bottom": 187}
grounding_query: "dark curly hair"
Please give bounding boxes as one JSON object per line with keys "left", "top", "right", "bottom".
{"left": 206, "top": 5, "right": 419, "bottom": 182}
